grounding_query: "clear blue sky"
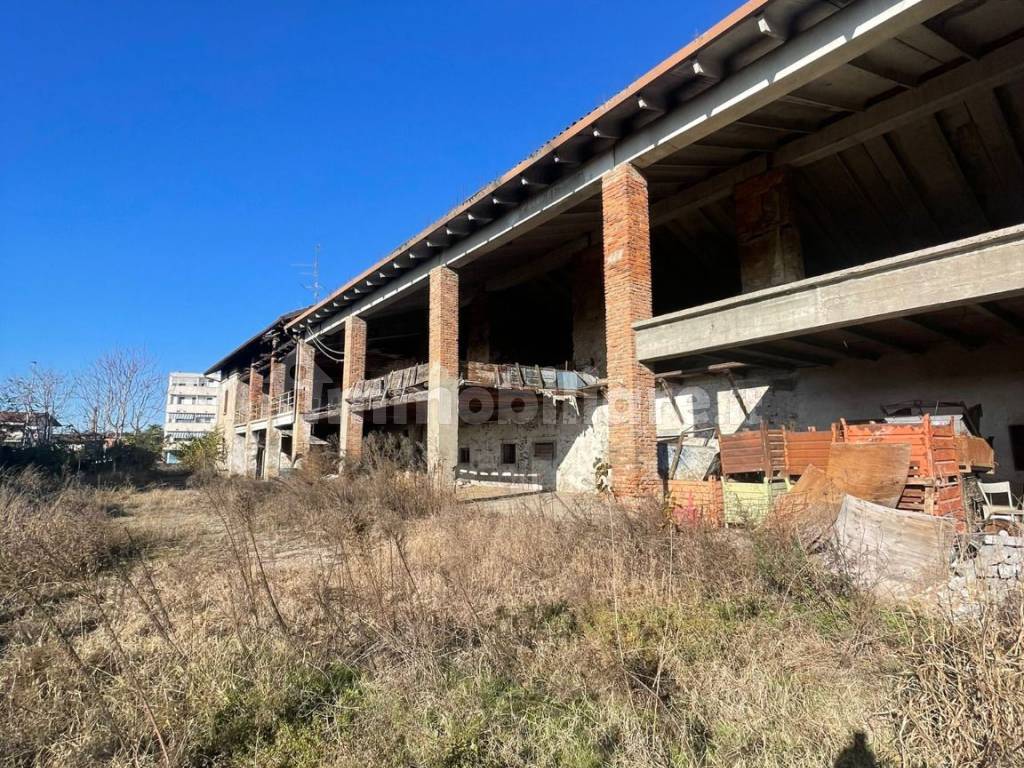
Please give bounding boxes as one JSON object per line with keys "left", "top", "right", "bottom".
{"left": 1, "top": 0, "right": 739, "bottom": 380}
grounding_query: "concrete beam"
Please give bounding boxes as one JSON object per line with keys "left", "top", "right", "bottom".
{"left": 774, "top": 34, "right": 1024, "bottom": 168}
{"left": 303, "top": 0, "right": 955, "bottom": 342}
{"left": 634, "top": 225, "right": 1024, "bottom": 363}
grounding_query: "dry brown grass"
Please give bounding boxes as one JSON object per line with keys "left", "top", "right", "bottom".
{"left": 1, "top": 456, "right": 1021, "bottom": 767}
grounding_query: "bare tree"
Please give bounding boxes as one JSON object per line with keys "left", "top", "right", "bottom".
{"left": 0, "top": 363, "right": 73, "bottom": 445}
{"left": 77, "top": 347, "right": 163, "bottom": 439}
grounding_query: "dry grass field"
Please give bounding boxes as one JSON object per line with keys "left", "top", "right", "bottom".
{"left": 1, "top": 453, "right": 1022, "bottom": 767}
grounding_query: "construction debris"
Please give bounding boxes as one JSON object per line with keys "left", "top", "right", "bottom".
{"left": 833, "top": 495, "right": 955, "bottom": 600}
{"left": 345, "top": 360, "right": 598, "bottom": 411}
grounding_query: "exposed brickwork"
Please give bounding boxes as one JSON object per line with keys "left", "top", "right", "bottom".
{"left": 602, "top": 163, "right": 660, "bottom": 501}
{"left": 428, "top": 266, "right": 460, "bottom": 479}
{"left": 291, "top": 340, "right": 314, "bottom": 465}
{"left": 248, "top": 365, "right": 265, "bottom": 418}
{"left": 735, "top": 168, "right": 804, "bottom": 292}
{"left": 341, "top": 316, "right": 367, "bottom": 460}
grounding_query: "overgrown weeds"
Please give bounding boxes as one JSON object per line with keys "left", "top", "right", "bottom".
{"left": 0, "top": 459, "right": 1021, "bottom": 767}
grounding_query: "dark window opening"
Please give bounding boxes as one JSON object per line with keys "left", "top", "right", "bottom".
{"left": 501, "top": 443, "right": 517, "bottom": 465}
{"left": 533, "top": 442, "right": 555, "bottom": 461}
{"left": 459, "top": 446, "right": 470, "bottom": 464}
{"left": 1010, "top": 425, "right": 1024, "bottom": 471}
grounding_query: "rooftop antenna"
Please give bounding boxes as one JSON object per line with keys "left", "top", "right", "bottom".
{"left": 293, "top": 243, "right": 323, "bottom": 302}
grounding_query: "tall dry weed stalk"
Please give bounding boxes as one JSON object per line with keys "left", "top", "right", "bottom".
{"left": 890, "top": 593, "right": 1024, "bottom": 767}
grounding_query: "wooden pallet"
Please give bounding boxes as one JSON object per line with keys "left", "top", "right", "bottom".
{"left": 837, "top": 415, "right": 964, "bottom": 520}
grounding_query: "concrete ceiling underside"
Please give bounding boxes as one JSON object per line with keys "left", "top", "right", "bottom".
{"left": 649, "top": 294, "right": 1024, "bottom": 374}
{"left": 385, "top": 0, "right": 1024, "bottom": 314}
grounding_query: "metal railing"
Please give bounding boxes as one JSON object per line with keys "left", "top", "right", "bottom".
{"left": 270, "top": 390, "right": 295, "bottom": 416}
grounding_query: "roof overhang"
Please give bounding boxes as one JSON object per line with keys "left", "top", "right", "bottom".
{"left": 290, "top": 0, "right": 960, "bottom": 341}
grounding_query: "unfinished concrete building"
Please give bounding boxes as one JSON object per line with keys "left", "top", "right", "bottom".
{"left": 208, "top": 0, "right": 1024, "bottom": 500}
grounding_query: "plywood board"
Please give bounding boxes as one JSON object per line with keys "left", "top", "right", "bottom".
{"left": 826, "top": 442, "right": 910, "bottom": 508}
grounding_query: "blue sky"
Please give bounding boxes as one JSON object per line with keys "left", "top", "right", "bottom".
{"left": 1, "top": 0, "right": 739, "bottom": 381}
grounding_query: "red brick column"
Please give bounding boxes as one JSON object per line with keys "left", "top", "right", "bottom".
{"left": 291, "top": 340, "right": 314, "bottom": 467}
{"left": 735, "top": 168, "right": 804, "bottom": 292}
{"left": 602, "top": 163, "right": 660, "bottom": 501}
{"left": 341, "top": 316, "right": 366, "bottom": 461}
{"left": 428, "top": 266, "right": 459, "bottom": 481}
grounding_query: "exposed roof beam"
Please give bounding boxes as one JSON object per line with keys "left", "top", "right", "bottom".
{"left": 781, "top": 335, "right": 881, "bottom": 361}
{"left": 844, "top": 59, "right": 916, "bottom": 88}
{"left": 702, "top": 349, "right": 797, "bottom": 371}
{"left": 651, "top": 31, "right": 1024, "bottom": 228}
{"left": 302, "top": 0, "right": 959, "bottom": 341}
{"left": 734, "top": 118, "right": 814, "bottom": 134}
{"left": 778, "top": 93, "right": 857, "bottom": 113}
{"left": 902, "top": 316, "right": 984, "bottom": 349}
{"left": 920, "top": 19, "right": 977, "bottom": 61}
{"left": 775, "top": 35, "right": 1024, "bottom": 167}
{"left": 972, "top": 301, "right": 1024, "bottom": 334}
{"left": 485, "top": 233, "right": 594, "bottom": 293}
{"left": 749, "top": 343, "right": 837, "bottom": 367}
{"left": 841, "top": 325, "right": 927, "bottom": 355}
{"left": 651, "top": 157, "right": 767, "bottom": 225}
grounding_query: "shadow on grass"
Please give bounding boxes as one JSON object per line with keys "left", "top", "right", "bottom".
{"left": 834, "top": 731, "right": 879, "bottom": 768}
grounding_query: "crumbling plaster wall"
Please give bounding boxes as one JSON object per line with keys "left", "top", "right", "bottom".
{"left": 654, "top": 341, "right": 1024, "bottom": 485}
{"left": 230, "top": 431, "right": 245, "bottom": 474}
{"left": 457, "top": 398, "right": 608, "bottom": 492}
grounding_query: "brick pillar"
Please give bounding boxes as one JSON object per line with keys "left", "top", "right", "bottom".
{"left": 246, "top": 364, "right": 265, "bottom": 478}
{"left": 340, "top": 316, "right": 366, "bottom": 462}
{"left": 291, "top": 340, "right": 314, "bottom": 467}
{"left": 427, "top": 266, "right": 459, "bottom": 481}
{"left": 602, "top": 163, "right": 660, "bottom": 501}
{"left": 265, "top": 354, "right": 285, "bottom": 478}
{"left": 735, "top": 168, "right": 804, "bottom": 292}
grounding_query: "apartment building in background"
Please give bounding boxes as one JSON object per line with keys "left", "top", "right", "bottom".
{"left": 163, "top": 372, "right": 221, "bottom": 462}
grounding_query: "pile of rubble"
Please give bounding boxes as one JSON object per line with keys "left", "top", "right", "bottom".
{"left": 950, "top": 531, "right": 1024, "bottom": 593}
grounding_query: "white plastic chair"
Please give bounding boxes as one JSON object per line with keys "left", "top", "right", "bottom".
{"left": 978, "top": 481, "right": 1022, "bottom": 522}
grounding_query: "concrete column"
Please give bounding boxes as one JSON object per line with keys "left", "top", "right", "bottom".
{"left": 735, "top": 168, "right": 804, "bottom": 292}
{"left": 291, "top": 340, "right": 314, "bottom": 467}
{"left": 427, "top": 266, "right": 459, "bottom": 481}
{"left": 245, "top": 364, "right": 264, "bottom": 478}
{"left": 602, "top": 163, "right": 660, "bottom": 500}
{"left": 265, "top": 354, "right": 285, "bottom": 478}
{"left": 340, "top": 316, "right": 366, "bottom": 462}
